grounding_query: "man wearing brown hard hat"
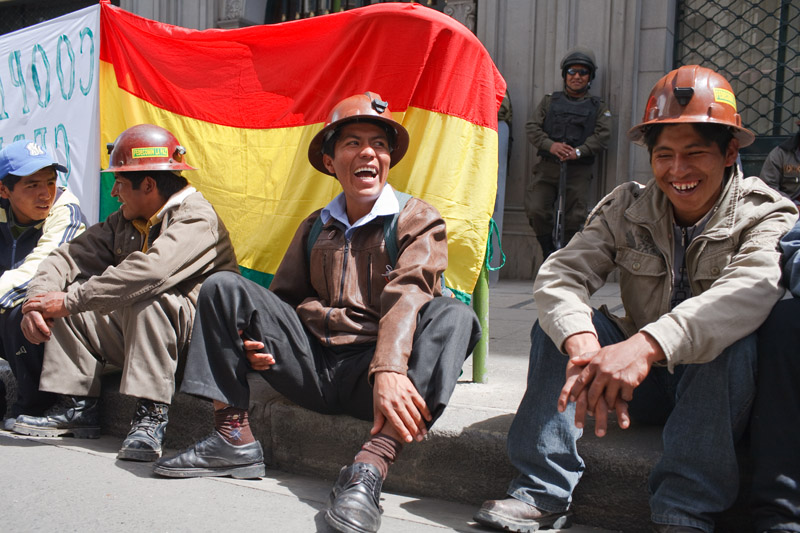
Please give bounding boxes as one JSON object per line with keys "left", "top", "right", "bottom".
{"left": 13, "top": 124, "right": 239, "bottom": 463}
{"left": 154, "top": 92, "right": 481, "bottom": 533}
{"left": 475, "top": 66, "right": 797, "bottom": 532}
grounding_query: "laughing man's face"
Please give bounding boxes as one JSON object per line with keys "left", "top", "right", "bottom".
{"left": 651, "top": 123, "right": 738, "bottom": 226}
{"left": 323, "top": 122, "right": 392, "bottom": 224}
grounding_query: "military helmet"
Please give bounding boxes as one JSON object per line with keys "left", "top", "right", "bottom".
{"left": 561, "top": 47, "right": 597, "bottom": 80}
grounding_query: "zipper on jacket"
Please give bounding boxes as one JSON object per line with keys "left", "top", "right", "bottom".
{"left": 324, "top": 308, "right": 333, "bottom": 346}
{"left": 337, "top": 239, "right": 350, "bottom": 307}
{"left": 367, "top": 253, "right": 372, "bottom": 303}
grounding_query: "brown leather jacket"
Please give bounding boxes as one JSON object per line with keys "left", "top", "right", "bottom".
{"left": 270, "top": 196, "right": 447, "bottom": 378}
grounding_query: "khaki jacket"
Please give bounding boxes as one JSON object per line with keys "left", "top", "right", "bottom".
{"left": 270, "top": 196, "right": 447, "bottom": 378}
{"left": 534, "top": 168, "right": 798, "bottom": 371}
{"left": 27, "top": 190, "right": 239, "bottom": 314}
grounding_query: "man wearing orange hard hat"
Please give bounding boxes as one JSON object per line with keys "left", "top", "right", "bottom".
{"left": 476, "top": 66, "right": 797, "bottom": 532}
{"left": 155, "top": 92, "right": 481, "bottom": 533}
{"left": 13, "top": 124, "right": 239, "bottom": 464}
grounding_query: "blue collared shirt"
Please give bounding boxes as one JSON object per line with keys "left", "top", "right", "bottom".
{"left": 320, "top": 184, "right": 400, "bottom": 240}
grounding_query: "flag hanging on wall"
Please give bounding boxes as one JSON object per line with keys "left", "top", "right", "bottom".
{"left": 99, "top": 1, "right": 506, "bottom": 296}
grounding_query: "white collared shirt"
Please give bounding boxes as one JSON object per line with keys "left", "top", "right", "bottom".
{"left": 320, "top": 184, "right": 399, "bottom": 240}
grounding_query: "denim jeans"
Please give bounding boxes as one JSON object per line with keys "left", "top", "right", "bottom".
{"left": 506, "top": 311, "right": 756, "bottom": 532}
{"left": 751, "top": 298, "right": 800, "bottom": 532}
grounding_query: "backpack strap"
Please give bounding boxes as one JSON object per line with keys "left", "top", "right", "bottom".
{"left": 383, "top": 190, "right": 412, "bottom": 266}
{"left": 306, "top": 214, "right": 324, "bottom": 261}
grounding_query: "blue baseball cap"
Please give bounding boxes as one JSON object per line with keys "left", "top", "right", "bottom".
{"left": 0, "top": 139, "right": 67, "bottom": 182}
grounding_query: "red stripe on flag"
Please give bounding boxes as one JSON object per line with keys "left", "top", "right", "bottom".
{"left": 99, "top": 2, "right": 505, "bottom": 130}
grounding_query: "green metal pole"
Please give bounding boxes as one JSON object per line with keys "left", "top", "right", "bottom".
{"left": 472, "top": 261, "right": 489, "bottom": 383}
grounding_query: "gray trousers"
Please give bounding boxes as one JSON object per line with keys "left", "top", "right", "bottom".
{"left": 181, "top": 272, "right": 481, "bottom": 425}
{"left": 39, "top": 288, "right": 194, "bottom": 404}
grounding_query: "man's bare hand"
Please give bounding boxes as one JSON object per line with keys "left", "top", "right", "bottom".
{"left": 239, "top": 330, "right": 274, "bottom": 371}
{"left": 371, "top": 371, "right": 431, "bottom": 443}
{"left": 559, "top": 332, "right": 664, "bottom": 419}
{"left": 20, "top": 310, "right": 53, "bottom": 344}
{"left": 574, "top": 392, "right": 631, "bottom": 437}
{"left": 549, "top": 142, "right": 577, "bottom": 162}
{"left": 22, "top": 292, "right": 70, "bottom": 319}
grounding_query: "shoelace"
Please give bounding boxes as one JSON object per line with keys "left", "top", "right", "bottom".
{"left": 129, "top": 403, "right": 167, "bottom": 437}
{"left": 346, "top": 466, "right": 381, "bottom": 503}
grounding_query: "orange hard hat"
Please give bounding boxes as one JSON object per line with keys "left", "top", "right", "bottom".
{"left": 628, "top": 65, "right": 754, "bottom": 147}
{"left": 308, "top": 92, "right": 409, "bottom": 176}
{"left": 104, "top": 124, "right": 197, "bottom": 173}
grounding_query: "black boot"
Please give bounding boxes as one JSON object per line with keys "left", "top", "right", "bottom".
{"left": 12, "top": 395, "right": 100, "bottom": 438}
{"left": 324, "top": 462, "right": 383, "bottom": 533}
{"left": 117, "top": 399, "right": 169, "bottom": 462}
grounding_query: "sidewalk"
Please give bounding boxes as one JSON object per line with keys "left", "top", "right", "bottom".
{"left": 0, "top": 279, "right": 631, "bottom": 532}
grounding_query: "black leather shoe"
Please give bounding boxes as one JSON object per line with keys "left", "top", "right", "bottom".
{"left": 324, "top": 462, "right": 383, "bottom": 533}
{"left": 474, "top": 497, "right": 572, "bottom": 532}
{"left": 117, "top": 399, "right": 169, "bottom": 462}
{"left": 12, "top": 396, "right": 100, "bottom": 439}
{"left": 153, "top": 431, "right": 265, "bottom": 479}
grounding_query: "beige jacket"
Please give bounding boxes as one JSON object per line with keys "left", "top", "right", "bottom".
{"left": 534, "top": 168, "right": 798, "bottom": 371}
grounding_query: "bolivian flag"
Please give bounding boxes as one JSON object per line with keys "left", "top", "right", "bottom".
{"left": 99, "top": 1, "right": 506, "bottom": 297}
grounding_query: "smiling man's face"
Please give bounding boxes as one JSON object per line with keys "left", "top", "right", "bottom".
{"left": 651, "top": 123, "right": 738, "bottom": 226}
{"left": 323, "top": 121, "right": 392, "bottom": 224}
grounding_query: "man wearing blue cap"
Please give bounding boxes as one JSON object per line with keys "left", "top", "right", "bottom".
{"left": 0, "top": 139, "right": 85, "bottom": 430}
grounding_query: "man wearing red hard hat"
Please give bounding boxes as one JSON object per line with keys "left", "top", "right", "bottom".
{"left": 476, "top": 66, "right": 797, "bottom": 532}
{"left": 14, "top": 125, "right": 239, "bottom": 465}
{"left": 154, "top": 92, "right": 481, "bottom": 533}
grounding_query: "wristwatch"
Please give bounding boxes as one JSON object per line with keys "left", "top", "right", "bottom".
{"left": 575, "top": 148, "right": 582, "bottom": 158}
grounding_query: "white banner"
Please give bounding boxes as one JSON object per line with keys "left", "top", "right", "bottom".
{"left": 0, "top": 5, "right": 100, "bottom": 223}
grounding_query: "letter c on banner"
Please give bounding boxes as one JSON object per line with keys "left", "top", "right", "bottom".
{"left": 57, "top": 35, "right": 76, "bottom": 101}
{"left": 31, "top": 44, "right": 51, "bottom": 108}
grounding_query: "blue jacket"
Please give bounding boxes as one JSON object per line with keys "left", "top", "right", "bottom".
{"left": 781, "top": 218, "right": 800, "bottom": 298}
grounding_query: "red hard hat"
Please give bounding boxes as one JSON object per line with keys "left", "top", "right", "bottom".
{"left": 104, "top": 124, "right": 197, "bottom": 172}
{"left": 308, "top": 92, "right": 409, "bottom": 176}
{"left": 628, "top": 65, "right": 754, "bottom": 147}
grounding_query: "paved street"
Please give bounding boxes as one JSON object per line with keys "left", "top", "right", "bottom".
{"left": 0, "top": 279, "right": 622, "bottom": 532}
{"left": 0, "top": 431, "right": 612, "bottom": 532}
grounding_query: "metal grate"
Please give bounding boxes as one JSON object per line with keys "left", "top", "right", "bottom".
{"left": 265, "top": 0, "right": 444, "bottom": 23}
{"left": 0, "top": 0, "right": 117, "bottom": 36}
{"left": 674, "top": 0, "right": 799, "bottom": 137}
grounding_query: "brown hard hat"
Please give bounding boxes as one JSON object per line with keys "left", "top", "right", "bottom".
{"left": 628, "top": 65, "right": 755, "bottom": 147}
{"left": 308, "top": 92, "right": 409, "bottom": 176}
{"left": 104, "top": 124, "right": 197, "bottom": 173}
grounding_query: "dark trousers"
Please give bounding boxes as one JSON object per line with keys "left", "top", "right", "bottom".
{"left": 0, "top": 304, "right": 54, "bottom": 416}
{"left": 751, "top": 298, "right": 800, "bottom": 532}
{"left": 181, "top": 272, "right": 481, "bottom": 426}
